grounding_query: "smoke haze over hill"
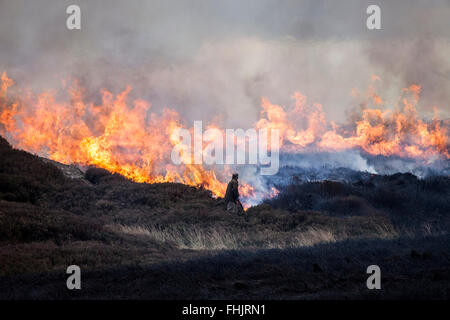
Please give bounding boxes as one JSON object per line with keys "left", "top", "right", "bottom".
{"left": 1, "top": 0, "right": 450, "bottom": 126}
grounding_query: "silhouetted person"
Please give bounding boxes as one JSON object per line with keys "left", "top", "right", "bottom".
{"left": 224, "top": 173, "right": 242, "bottom": 214}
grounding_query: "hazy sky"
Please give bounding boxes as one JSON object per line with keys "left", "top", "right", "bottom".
{"left": 1, "top": 0, "right": 449, "bottom": 125}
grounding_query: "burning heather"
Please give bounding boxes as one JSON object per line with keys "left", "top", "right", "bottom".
{"left": 0, "top": 71, "right": 448, "bottom": 205}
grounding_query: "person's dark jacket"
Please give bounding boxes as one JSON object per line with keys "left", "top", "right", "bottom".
{"left": 224, "top": 178, "right": 239, "bottom": 204}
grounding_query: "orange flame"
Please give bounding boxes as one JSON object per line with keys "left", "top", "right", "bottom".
{"left": 257, "top": 83, "right": 448, "bottom": 159}
{"left": 0, "top": 72, "right": 448, "bottom": 203}
{"left": 0, "top": 72, "right": 256, "bottom": 199}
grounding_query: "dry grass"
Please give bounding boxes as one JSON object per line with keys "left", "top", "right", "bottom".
{"left": 109, "top": 224, "right": 239, "bottom": 250}
{"left": 109, "top": 224, "right": 351, "bottom": 250}
{"left": 373, "top": 222, "right": 399, "bottom": 239}
{"left": 291, "top": 228, "right": 336, "bottom": 247}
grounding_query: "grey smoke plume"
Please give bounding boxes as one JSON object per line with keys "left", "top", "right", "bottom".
{"left": 1, "top": 0, "right": 449, "bottom": 125}
{"left": 1, "top": 0, "right": 449, "bottom": 205}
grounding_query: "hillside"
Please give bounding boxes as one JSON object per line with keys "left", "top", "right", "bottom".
{"left": 1, "top": 135, "right": 449, "bottom": 299}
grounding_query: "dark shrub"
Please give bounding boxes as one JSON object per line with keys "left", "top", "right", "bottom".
{"left": 85, "top": 167, "right": 112, "bottom": 184}
{"left": 422, "top": 176, "right": 450, "bottom": 193}
{"left": 320, "top": 195, "right": 381, "bottom": 216}
{"left": 370, "top": 187, "right": 406, "bottom": 210}
{"left": 317, "top": 180, "right": 350, "bottom": 197}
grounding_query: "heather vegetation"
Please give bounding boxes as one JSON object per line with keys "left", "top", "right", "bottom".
{"left": 265, "top": 173, "right": 450, "bottom": 232}
{"left": 0, "top": 135, "right": 449, "bottom": 299}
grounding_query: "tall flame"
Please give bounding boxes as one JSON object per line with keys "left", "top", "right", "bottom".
{"left": 0, "top": 72, "right": 448, "bottom": 203}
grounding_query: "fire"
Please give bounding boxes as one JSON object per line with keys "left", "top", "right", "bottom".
{"left": 0, "top": 72, "right": 449, "bottom": 204}
{"left": 258, "top": 82, "right": 449, "bottom": 160}
{"left": 0, "top": 72, "right": 249, "bottom": 199}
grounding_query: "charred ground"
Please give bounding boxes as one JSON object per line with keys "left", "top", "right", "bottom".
{"left": 0, "top": 135, "right": 449, "bottom": 299}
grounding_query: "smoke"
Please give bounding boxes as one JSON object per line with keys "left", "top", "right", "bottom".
{"left": 1, "top": 0, "right": 449, "bottom": 205}
{"left": 1, "top": 0, "right": 449, "bottom": 124}
{"left": 280, "top": 151, "right": 377, "bottom": 173}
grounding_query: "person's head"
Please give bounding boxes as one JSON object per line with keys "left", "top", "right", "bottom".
{"left": 232, "top": 173, "right": 238, "bottom": 181}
